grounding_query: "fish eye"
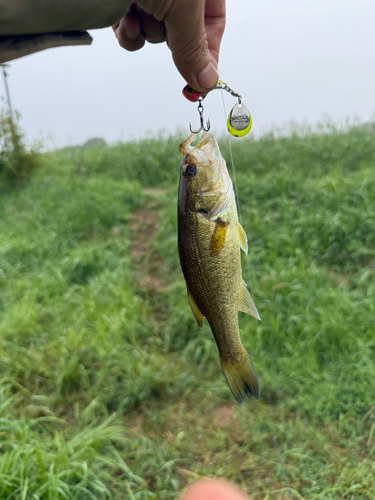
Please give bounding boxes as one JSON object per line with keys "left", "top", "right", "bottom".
{"left": 185, "top": 163, "right": 197, "bottom": 178}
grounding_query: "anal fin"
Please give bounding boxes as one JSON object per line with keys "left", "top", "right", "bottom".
{"left": 238, "top": 223, "right": 248, "bottom": 254}
{"left": 239, "top": 280, "right": 260, "bottom": 320}
{"left": 187, "top": 286, "right": 205, "bottom": 328}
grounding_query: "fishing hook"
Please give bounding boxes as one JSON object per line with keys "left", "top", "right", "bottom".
{"left": 189, "top": 99, "right": 210, "bottom": 133}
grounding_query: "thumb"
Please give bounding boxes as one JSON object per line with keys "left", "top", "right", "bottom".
{"left": 165, "top": 0, "right": 223, "bottom": 93}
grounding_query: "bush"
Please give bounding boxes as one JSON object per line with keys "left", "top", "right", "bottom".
{"left": 0, "top": 108, "right": 41, "bottom": 187}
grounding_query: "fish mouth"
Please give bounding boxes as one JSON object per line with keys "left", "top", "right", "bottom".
{"left": 179, "top": 132, "right": 222, "bottom": 175}
{"left": 179, "top": 132, "right": 217, "bottom": 156}
{"left": 179, "top": 131, "right": 234, "bottom": 219}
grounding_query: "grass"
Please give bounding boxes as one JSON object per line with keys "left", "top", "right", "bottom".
{"left": 0, "top": 124, "right": 375, "bottom": 498}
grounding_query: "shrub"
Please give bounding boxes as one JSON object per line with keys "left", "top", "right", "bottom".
{"left": 0, "top": 108, "right": 41, "bottom": 187}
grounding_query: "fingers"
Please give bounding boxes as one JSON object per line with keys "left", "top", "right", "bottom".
{"left": 164, "top": 0, "right": 225, "bottom": 93}
{"left": 180, "top": 480, "right": 250, "bottom": 500}
{"left": 137, "top": 8, "right": 166, "bottom": 44}
{"left": 114, "top": 0, "right": 226, "bottom": 93}
{"left": 113, "top": 6, "right": 165, "bottom": 51}
{"left": 113, "top": 9, "right": 145, "bottom": 51}
{"left": 204, "top": 0, "right": 226, "bottom": 67}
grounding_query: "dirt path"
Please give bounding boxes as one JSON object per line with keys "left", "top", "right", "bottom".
{"left": 129, "top": 188, "right": 168, "bottom": 294}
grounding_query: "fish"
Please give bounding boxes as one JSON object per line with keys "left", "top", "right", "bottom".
{"left": 178, "top": 131, "right": 260, "bottom": 404}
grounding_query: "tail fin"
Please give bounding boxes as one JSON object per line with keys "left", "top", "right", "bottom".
{"left": 220, "top": 348, "right": 260, "bottom": 404}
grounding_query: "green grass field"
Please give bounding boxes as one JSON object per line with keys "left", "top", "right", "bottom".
{"left": 0, "top": 124, "right": 375, "bottom": 499}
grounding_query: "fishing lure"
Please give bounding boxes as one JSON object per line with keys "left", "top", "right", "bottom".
{"left": 182, "top": 80, "right": 252, "bottom": 138}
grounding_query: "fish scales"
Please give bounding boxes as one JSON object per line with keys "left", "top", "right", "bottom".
{"left": 179, "top": 199, "right": 243, "bottom": 358}
{"left": 178, "top": 132, "right": 261, "bottom": 404}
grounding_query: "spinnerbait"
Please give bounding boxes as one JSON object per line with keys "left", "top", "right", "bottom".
{"left": 182, "top": 80, "right": 252, "bottom": 138}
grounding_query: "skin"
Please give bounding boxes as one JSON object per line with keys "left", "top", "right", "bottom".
{"left": 112, "top": 0, "right": 226, "bottom": 93}
{"left": 180, "top": 480, "right": 251, "bottom": 500}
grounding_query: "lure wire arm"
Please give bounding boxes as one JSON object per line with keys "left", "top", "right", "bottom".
{"left": 189, "top": 98, "right": 210, "bottom": 134}
{"left": 215, "top": 80, "right": 242, "bottom": 104}
{"left": 185, "top": 80, "right": 244, "bottom": 134}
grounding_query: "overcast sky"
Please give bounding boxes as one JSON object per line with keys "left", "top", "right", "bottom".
{"left": 1, "top": 0, "right": 375, "bottom": 147}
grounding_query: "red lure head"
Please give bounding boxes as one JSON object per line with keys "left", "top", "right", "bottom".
{"left": 182, "top": 85, "right": 207, "bottom": 103}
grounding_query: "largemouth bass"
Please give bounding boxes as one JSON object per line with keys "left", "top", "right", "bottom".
{"left": 178, "top": 132, "right": 260, "bottom": 404}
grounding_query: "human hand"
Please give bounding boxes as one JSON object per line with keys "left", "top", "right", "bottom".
{"left": 180, "top": 479, "right": 251, "bottom": 500}
{"left": 112, "top": 0, "right": 225, "bottom": 93}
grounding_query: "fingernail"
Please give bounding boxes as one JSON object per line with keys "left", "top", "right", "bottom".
{"left": 197, "top": 62, "right": 219, "bottom": 90}
{"left": 124, "top": 22, "right": 140, "bottom": 41}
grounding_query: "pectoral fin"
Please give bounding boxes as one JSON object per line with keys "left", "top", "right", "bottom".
{"left": 239, "top": 280, "right": 260, "bottom": 320}
{"left": 187, "top": 286, "right": 205, "bottom": 328}
{"left": 238, "top": 223, "right": 248, "bottom": 254}
{"left": 210, "top": 220, "right": 228, "bottom": 255}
